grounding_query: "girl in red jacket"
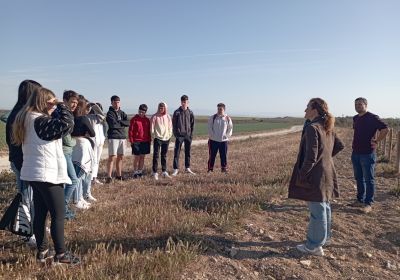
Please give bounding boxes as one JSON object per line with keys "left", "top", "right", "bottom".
{"left": 128, "top": 104, "right": 151, "bottom": 178}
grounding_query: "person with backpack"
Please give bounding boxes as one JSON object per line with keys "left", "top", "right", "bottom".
{"left": 5, "top": 80, "right": 42, "bottom": 246}
{"left": 172, "top": 95, "right": 196, "bottom": 176}
{"left": 207, "top": 103, "right": 233, "bottom": 173}
{"left": 129, "top": 104, "right": 151, "bottom": 178}
{"left": 12, "top": 87, "right": 80, "bottom": 264}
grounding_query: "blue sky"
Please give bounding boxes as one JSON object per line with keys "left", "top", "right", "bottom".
{"left": 1, "top": 0, "right": 399, "bottom": 117}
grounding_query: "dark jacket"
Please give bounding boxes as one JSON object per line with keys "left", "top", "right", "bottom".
{"left": 6, "top": 105, "right": 24, "bottom": 170}
{"left": 288, "top": 119, "right": 344, "bottom": 202}
{"left": 106, "top": 106, "right": 130, "bottom": 139}
{"left": 172, "top": 107, "right": 195, "bottom": 138}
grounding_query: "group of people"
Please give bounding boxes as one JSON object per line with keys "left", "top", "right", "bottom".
{"left": 103, "top": 94, "right": 233, "bottom": 183}
{"left": 1, "top": 79, "right": 388, "bottom": 264}
{"left": 2, "top": 80, "right": 234, "bottom": 265}
{"left": 288, "top": 97, "right": 388, "bottom": 257}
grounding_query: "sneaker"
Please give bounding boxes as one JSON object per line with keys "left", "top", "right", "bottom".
{"left": 221, "top": 169, "right": 228, "bottom": 173}
{"left": 105, "top": 177, "right": 113, "bottom": 184}
{"left": 138, "top": 171, "right": 143, "bottom": 178}
{"left": 172, "top": 169, "right": 179, "bottom": 176}
{"left": 153, "top": 172, "right": 159, "bottom": 180}
{"left": 185, "top": 168, "right": 196, "bottom": 175}
{"left": 93, "top": 178, "right": 103, "bottom": 185}
{"left": 115, "top": 176, "right": 123, "bottom": 181}
{"left": 349, "top": 200, "right": 364, "bottom": 207}
{"left": 75, "top": 200, "right": 90, "bottom": 210}
{"left": 133, "top": 171, "right": 139, "bottom": 179}
{"left": 80, "top": 198, "right": 91, "bottom": 206}
{"left": 296, "top": 244, "right": 324, "bottom": 256}
{"left": 162, "top": 171, "right": 171, "bottom": 178}
{"left": 362, "top": 205, "right": 372, "bottom": 214}
{"left": 53, "top": 251, "right": 81, "bottom": 265}
{"left": 86, "top": 194, "right": 97, "bottom": 202}
{"left": 36, "top": 248, "right": 55, "bottom": 263}
{"left": 26, "top": 235, "right": 37, "bottom": 247}
{"left": 207, "top": 169, "right": 213, "bottom": 173}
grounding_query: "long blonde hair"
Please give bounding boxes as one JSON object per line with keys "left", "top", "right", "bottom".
{"left": 12, "top": 87, "right": 56, "bottom": 145}
{"left": 309, "top": 98, "right": 335, "bottom": 134}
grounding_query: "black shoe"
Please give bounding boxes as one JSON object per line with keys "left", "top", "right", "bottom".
{"left": 207, "top": 169, "right": 213, "bottom": 173}
{"left": 105, "top": 177, "right": 113, "bottom": 184}
{"left": 36, "top": 249, "right": 55, "bottom": 263}
{"left": 53, "top": 251, "right": 81, "bottom": 265}
{"left": 115, "top": 176, "right": 123, "bottom": 181}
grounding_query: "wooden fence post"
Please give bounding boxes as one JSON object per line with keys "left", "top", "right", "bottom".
{"left": 396, "top": 131, "right": 400, "bottom": 173}
{"left": 382, "top": 132, "right": 387, "bottom": 157}
{"left": 388, "top": 128, "right": 393, "bottom": 162}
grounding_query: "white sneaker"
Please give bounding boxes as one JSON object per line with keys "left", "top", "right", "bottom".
{"left": 185, "top": 168, "right": 196, "bottom": 175}
{"left": 162, "top": 171, "right": 171, "bottom": 178}
{"left": 296, "top": 244, "right": 324, "bottom": 256}
{"left": 86, "top": 194, "right": 97, "bottom": 202}
{"left": 94, "top": 178, "right": 103, "bottom": 185}
{"left": 26, "top": 235, "right": 36, "bottom": 247}
{"left": 153, "top": 172, "right": 159, "bottom": 180}
{"left": 172, "top": 169, "right": 179, "bottom": 176}
{"left": 80, "top": 198, "right": 91, "bottom": 206}
{"left": 75, "top": 200, "right": 90, "bottom": 210}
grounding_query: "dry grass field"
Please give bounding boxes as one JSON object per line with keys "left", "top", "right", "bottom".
{"left": 0, "top": 128, "right": 399, "bottom": 279}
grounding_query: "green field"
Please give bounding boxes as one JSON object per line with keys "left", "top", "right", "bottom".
{"left": 0, "top": 116, "right": 302, "bottom": 152}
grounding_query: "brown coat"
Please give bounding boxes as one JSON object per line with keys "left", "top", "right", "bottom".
{"left": 288, "top": 120, "right": 344, "bottom": 202}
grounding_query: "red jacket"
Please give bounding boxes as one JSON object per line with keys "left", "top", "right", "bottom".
{"left": 129, "top": 115, "right": 151, "bottom": 143}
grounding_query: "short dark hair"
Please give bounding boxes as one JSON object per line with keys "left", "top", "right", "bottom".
{"left": 217, "top": 103, "right": 225, "bottom": 109}
{"left": 111, "top": 95, "right": 120, "bottom": 102}
{"left": 63, "top": 90, "right": 79, "bottom": 101}
{"left": 355, "top": 97, "right": 368, "bottom": 105}
{"left": 139, "top": 104, "right": 148, "bottom": 112}
{"left": 181, "top": 95, "right": 188, "bottom": 101}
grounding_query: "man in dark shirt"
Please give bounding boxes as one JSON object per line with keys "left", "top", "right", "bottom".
{"left": 105, "top": 95, "right": 130, "bottom": 183}
{"left": 351, "top": 97, "right": 388, "bottom": 213}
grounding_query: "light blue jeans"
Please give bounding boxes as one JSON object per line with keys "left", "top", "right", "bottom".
{"left": 306, "top": 202, "right": 331, "bottom": 249}
{"left": 73, "top": 165, "right": 92, "bottom": 202}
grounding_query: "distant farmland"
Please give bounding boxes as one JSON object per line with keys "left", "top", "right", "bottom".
{"left": 0, "top": 115, "right": 303, "bottom": 152}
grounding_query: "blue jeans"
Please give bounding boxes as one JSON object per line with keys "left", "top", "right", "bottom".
{"left": 351, "top": 152, "right": 376, "bottom": 205}
{"left": 64, "top": 154, "right": 79, "bottom": 205}
{"left": 73, "top": 165, "right": 91, "bottom": 202}
{"left": 306, "top": 202, "right": 331, "bottom": 249}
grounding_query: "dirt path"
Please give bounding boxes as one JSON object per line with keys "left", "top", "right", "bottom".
{"left": 0, "top": 126, "right": 302, "bottom": 172}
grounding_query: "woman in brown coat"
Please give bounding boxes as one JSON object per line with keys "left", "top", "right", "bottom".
{"left": 289, "top": 98, "right": 344, "bottom": 256}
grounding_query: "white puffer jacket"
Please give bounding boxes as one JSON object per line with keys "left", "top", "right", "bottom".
{"left": 20, "top": 112, "right": 71, "bottom": 185}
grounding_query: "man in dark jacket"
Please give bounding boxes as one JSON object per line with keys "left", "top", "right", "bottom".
{"left": 172, "top": 95, "right": 195, "bottom": 176}
{"left": 105, "top": 95, "right": 130, "bottom": 183}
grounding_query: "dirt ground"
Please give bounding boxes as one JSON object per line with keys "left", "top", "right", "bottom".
{"left": 179, "top": 130, "right": 400, "bottom": 280}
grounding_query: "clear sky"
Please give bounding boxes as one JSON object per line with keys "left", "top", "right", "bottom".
{"left": 1, "top": 0, "right": 399, "bottom": 117}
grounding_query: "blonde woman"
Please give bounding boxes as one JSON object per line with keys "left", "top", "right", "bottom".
{"left": 13, "top": 87, "right": 80, "bottom": 264}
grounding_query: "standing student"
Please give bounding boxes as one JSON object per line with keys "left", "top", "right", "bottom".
{"left": 71, "top": 96, "right": 95, "bottom": 208}
{"left": 60, "top": 90, "right": 79, "bottom": 219}
{"left": 105, "top": 95, "right": 130, "bottom": 183}
{"left": 5, "top": 79, "right": 41, "bottom": 246}
{"left": 172, "top": 95, "right": 195, "bottom": 176}
{"left": 88, "top": 102, "right": 106, "bottom": 185}
{"left": 13, "top": 87, "right": 80, "bottom": 264}
{"left": 351, "top": 97, "right": 388, "bottom": 213}
{"left": 129, "top": 104, "right": 151, "bottom": 178}
{"left": 150, "top": 102, "right": 173, "bottom": 180}
{"left": 207, "top": 103, "right": 233, "bottom": 173}
{"left": 288, "top": 98, "right": 344, "bottom": 257}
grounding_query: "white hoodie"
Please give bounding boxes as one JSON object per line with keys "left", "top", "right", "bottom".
{"left": 208, "top": 114, "right": 233, "bottom": 142}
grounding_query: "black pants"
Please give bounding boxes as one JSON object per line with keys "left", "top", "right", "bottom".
{"left": 152, "top": 138, "right": 170, "bottom": 173}
{"left": 173, "top": 136, "right": 192, "bottom": 169}
{"left": 208, "top": 140, "right": 228, "bottom": 171}
{"left": 31, "top": 181, "right": 65, "bottom": 254}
